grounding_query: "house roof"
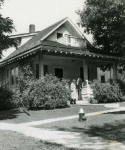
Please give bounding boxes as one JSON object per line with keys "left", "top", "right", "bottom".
{"left": 0, "top": 17, "right": 124, "bottom": 66}
{"left": 10, "top": 32, "right": 39, "bottom": 39}
{"left": 1, "top": 39, "right": 124, "bottom": 67}
{"left": 2, "top": 17, "right": 91, "bottom": 63}
{"left": 1, "top": 17, "right": 68, "bottom": 62}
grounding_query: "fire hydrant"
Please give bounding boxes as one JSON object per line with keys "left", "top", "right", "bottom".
{"left": 79, "top": 108, "right": 87, "bottom": 121}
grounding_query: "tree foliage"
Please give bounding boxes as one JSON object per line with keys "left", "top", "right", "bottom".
{"left": 0, "top": 0, "right": 17, "bottom": 56}
{"left": 77, "top": 0, "right": 125, "bottom": 55}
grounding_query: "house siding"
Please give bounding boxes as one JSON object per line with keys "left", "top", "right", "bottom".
{"left": 42, "top": 55, "right": 98, "bottom": 82}
{"left": 1, "top": 53, "right": 122, "bottom": 88}
{"left": 46, "top": 24, "right": 82, "bottom": 43}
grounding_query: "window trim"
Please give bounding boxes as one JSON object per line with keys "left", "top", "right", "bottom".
{"left": 36, "top": 63, "right": 39, "bottom": 79}
{"left": 34, "top": 61, "right": 39, "bottom": 79}
{"left": 6, "top": 68, "right": 10, "bottom": 85}
{"left": 6, "top": 65, "right": 19, "bottom": 86}
{"left": 11, "top": 67, "right": 15, "bottom": 85}
{"left": 43, "top": 62, "right": 49, "bottom": 76}
{"left": 55, "top": 31, "right": 64, "bottom": 40}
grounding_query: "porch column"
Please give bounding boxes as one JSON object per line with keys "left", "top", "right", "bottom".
{"left": 39, "top": 52, "right": 44, "bottom": 78}
{"left": 83, "top": 58, "right": 88, "bottom": 85}
{"left": 113, "top": 61, "right": 117, "bottom": 80}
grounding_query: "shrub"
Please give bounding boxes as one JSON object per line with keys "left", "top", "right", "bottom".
{"left": 14, "top": 62, "right": 70, "bottom": 110}
{"left": 116, "top": 79, "right": 125, "bottom": 95}
{"left": 14, "top": 62, "right": 34, "bottom": 108}
{"left": 0, "top": 86, "right": 14, "bottom": 110}
{"left": 23, "top": 74, "right": 70, "bottom": 109}
{"left": 92, "top": 81, "right": 124, "bottom": 103}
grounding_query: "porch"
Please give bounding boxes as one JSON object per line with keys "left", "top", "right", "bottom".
{"left": 0, "top": 40, "right": 124, "bottom": 101}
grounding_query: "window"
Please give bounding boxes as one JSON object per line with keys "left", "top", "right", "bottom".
{"left": 55, "top": 68, "right": 63, "bottom": 79}
{"left": 6, "top": 69, "right": 9, "bottom": 85}
{"left": 101, "top": 75, "right": 105, "bottom": 83}
{"left": 44, "top": 65, "right": 48, "bottom": 76}
{"left": 11, "top": 68, "right": 15, "bottom": 85}
{"left": 57, "top": 33, "right": 63, "bottom": 39}
{"left": 36, "top": 64, "right": 39, "bottom": 79}
{"left": 9, "top": 66, "right": 19, "bottom": 85}
{"left": 15, "top": 67, "right": 18, "bottom": 84}
{"left": 7, "top": 69, "right": 9, "bottom": 80}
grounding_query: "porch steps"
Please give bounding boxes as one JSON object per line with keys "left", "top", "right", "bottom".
{"left": 81, "top": 85, "right": 93, "bottom": 102}
{"left": 76, "top": 100, "right": 89, "bottom": 105}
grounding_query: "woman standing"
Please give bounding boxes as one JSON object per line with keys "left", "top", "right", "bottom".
{"left": 70, "top": 79, "right": 78, "bottom": 104}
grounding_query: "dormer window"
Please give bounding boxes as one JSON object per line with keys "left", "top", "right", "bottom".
{"left": 57, "top": 33, "right": 63, "bottom": 39}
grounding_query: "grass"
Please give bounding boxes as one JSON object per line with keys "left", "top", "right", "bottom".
{"left": 34, "top": 111, "right": 125, "bottom": 130}
{"left": 34, "top": 111, "right": 125, "bottom": 145}
{"left": 0, "top": 130, "right": 78, "bottom": 150}
{"left": 0, "top": 105, "right": 125, "bottom": 149}
{"left": 0, "top": 105, "right": 110, "bottom": 124}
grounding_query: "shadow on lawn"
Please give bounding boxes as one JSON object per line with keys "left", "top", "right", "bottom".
{"left": 107, "top": 110, "right": 125, "bottom": 114}
{"left": 0, "top": 109, "right": 21, "bottom": 120}
{"left": 72, "top": 119, "right": 125, "bottom": 144}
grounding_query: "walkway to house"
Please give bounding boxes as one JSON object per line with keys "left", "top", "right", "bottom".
{"left": 0, "top": 107, "right": 125, "bottom": 149}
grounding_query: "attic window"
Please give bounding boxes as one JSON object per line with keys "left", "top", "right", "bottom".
{"left": 57, "top": 33, "right": 63, "bottom": 39}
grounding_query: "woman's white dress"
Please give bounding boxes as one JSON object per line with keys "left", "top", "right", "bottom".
{"left": 70, "top": 82, "right": 78, "bottom": 100}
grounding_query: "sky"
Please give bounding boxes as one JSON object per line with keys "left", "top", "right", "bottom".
{"left": 1, "top": 0, "right": 92, "bottom": 58}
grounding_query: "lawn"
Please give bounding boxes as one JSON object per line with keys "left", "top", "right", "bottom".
{"left": 1, "top": 104, "right": 125, "bottom": 150}
{"left": 35, "top": 112, "right": 125, "bottom": 130}
{"left": 0, "top": 130, "right": 78, "bottom": 150}
{"left": 35, "top": 111, "right": 125, "bottom": 145}
{"left": 0, "top": 105, "right": 110, "bottom": 124}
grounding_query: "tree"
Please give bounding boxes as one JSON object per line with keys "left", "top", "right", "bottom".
{"left": 77, "top": 0, "right": 125, "bottom": 55}
{"left": 0, "top": 0, "right": 17, "bottom": 57}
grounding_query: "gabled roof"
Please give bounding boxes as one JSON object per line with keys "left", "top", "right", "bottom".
{"left": 1, "top": 17, "right": 90, "bottom": 63}
{"left": 0, "top": 17, "right": 125, "bottom": 67}
{"left": 1, "top": 17, "right": 69, "bottom": 62}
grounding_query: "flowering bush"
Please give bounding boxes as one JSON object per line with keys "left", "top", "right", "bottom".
{"left": 24, "top": 74, "right": 70, "bottom": 109}
{"left": 92, "top": 81, "right": 124, "bottom": 103}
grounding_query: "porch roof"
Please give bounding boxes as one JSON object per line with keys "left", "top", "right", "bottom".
{"left": 0, "top": 40, "right": 124, "bottom": 67}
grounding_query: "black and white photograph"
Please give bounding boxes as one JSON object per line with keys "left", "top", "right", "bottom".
{"left": 0, "top": 0, "right": 125, "bottom": 149}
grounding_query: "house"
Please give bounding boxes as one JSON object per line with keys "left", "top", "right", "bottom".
{"left": 0, "top": 17, "right": 124, "bottom": 90}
